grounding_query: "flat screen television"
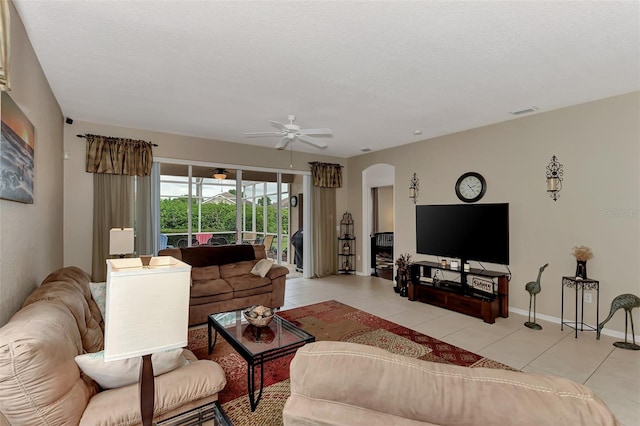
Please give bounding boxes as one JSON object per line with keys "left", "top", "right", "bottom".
{"left": 416, "top": 203, "right": 509, "bottom": 265}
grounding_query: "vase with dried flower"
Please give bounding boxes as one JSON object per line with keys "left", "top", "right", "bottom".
{"left": 395, "top": 253, "right": 412, "bottom": 297}
{"left": 571, "top": 246, "right": 593, "bottom": 279}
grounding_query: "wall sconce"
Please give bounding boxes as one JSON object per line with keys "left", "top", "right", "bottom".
{"left": 546, "top": 155, "right": 563, "bottom": 201}
{"left": 409, "top": 173, "right": 419, "bottom": 204}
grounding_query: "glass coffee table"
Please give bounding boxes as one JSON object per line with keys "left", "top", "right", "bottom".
{"left": 208, "top": 310, "right": 315, "bottom": 412}
{"left": 155, "top": 401, "right": 231, "bottom": 425}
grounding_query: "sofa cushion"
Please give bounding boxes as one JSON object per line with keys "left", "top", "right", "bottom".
{"left": 0, "top": 301, "right": 96, "bottom": 425}
{"left": 225, "top": 276, "right": 272, "bottom": 298}
{"left": 190, "top": 279, "right": 233, "bottom": 300}
{"left": 23, "top": 281, "right": 103, "bottom": 353}
{"left": 192, "top": 265, "right": 221, "bottom": 281}
{"left": 74, "top": 349, "right": 187, "bottom": 389}
{"left": 180, "top": 245, "right": 256, "bottom": 267}
{"left": 80, "top": 357, "right": 227, "bottom": 426}
{"left": 220, "top": 260, "right": 259, "bottom": 278}
{"left": 286, "top": 341, "right": 618, "bottom": 426}
{"left": 251, "top": 258, "right": 273, "bottom": 277}
{"left": 41, "top": 266, "right": 93, "bottom": 300}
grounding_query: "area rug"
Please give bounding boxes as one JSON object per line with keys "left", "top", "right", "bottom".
{"left": 187, "top": 300, "right": 513, "bottom": 425}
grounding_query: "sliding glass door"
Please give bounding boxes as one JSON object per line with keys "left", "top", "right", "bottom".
{"left": 157, "top": 162, "right": 295, "bottom": 267}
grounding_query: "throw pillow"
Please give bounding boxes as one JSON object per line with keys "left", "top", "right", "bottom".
{"left": 75, "top": 349, "right": 187, "bottom": 389}
{"left": 89, "top": 282, "right": 107, "bottom": 319}
{"left": 250, "top": 258, "right": 273, "bottom": 278}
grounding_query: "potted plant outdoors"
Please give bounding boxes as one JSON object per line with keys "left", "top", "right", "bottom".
{"left": 395, "top": 253, "right": 413, "bottom": 297}
{"left": 571, "top": 245, "right": 593, "bottom": 279}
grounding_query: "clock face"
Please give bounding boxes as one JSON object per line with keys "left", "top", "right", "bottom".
{"left": 290, "top": 195, "right": 298, "bottom": 207}
{"left": 455, "top": 172, "right": 486, "bottom": 203}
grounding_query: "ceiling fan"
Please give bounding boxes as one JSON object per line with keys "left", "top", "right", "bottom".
{"left": 245, "top": 115, "right": 332, "bottom": 150}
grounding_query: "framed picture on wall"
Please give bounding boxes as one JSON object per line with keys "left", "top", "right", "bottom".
{"left": 1, "top": 92, "right": 35, "bottom": 204}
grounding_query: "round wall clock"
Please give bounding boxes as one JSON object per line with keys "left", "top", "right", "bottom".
{"left": 455, "top": 172, "right": 486, "bottom": 203}
{"left": 290, "top": 195, "right": 298, "bottom": 207}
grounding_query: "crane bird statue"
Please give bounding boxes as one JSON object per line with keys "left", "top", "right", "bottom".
{"left": 597, "top": 293, "right": 640, "bottom": 350}
{"left": 524, "top": 263, "right": 548, "bottom": 330}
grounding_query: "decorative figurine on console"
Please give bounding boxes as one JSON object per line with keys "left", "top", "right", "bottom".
{"left": 597, "top": 294, "right": 640, "bottom": 350}
{"left": 524, "top": 263, "right": 548, "bottom": 330}
{"left": 395, "top": 253, "right": 412, "bottom": 297}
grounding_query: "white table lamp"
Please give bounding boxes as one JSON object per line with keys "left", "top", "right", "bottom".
{"left": 109, "top": 227, "right": 134, "bottom": 257}
{"left": 105, "top": 256, "right": 191, "bottom": 426}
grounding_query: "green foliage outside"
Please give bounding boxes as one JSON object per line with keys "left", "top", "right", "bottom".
{"left": 160, "top": 198, "right": 289, "bottom": 249}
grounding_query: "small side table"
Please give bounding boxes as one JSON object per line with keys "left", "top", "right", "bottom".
{"left": 561, "top": 276, "right": 600, "bottom": 338}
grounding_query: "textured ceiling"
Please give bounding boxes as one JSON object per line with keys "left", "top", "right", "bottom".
{"left": 13, "top": 1, "right": 640, "bottom": 158}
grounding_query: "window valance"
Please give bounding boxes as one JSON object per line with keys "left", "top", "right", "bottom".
{"left": 310, "top": 162, "right": 343, "bottom": 188}
{"left": 84, "top": 134, "right": 154, "bottom": 176}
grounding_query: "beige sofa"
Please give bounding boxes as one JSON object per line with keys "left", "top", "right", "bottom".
{"left": 159, "top": 244, "right": 288, "bottom": 326}
{"left": 0, "top": 266, "right": 226, "bottom": 426}
{"left": 283, "top": 341, "right": 618, "bottom": 426}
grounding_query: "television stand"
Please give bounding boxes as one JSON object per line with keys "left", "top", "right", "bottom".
{"left": 408, "top": 261, "right": 509, "bottom": 324}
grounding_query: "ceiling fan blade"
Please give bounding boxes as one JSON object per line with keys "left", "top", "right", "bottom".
{"left": 244, "top": 131, "right": 284, "bottom": 137}
{"left": 298, "top": 128, "right": 332, "bottom": 136}
{"left": 269, "top": 120, "right": 288, "bottom": 131}
{"left": 275, "top": 137, "right": 290, "bottom": 150}
{"left": 297, "top": 134, "right": 328, "bottom": 149}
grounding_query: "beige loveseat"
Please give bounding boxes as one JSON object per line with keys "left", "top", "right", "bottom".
{"left": 284, "top": 341, "right": 618, "bottom": 426}
{"left": 0, "top": 266, "right": 226, "bottom": 426}
{"left": 159, "top": 244, "right": 288, "bottom": 326}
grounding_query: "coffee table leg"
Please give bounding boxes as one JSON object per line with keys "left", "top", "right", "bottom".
{"left": 208, "top": 322, "right": 218, "bottom": 355}
{"left": 247, "top": 360, "right": 265, "bottom": 412}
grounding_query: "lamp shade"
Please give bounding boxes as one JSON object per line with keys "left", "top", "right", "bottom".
{"left": 109, "top": 228, "right": 134, "bottom": 256}
{"left": 104, "top": 256, "right": 191, "bottom": 361}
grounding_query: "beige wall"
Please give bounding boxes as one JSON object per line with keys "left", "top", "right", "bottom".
{"left": 0, "top": 2, "right": 64, "bottom": 326}
{"left": 377, "top": 186, "right": 394, "bottom": 232}
{"left": 63, "top": 120, "right": 346, "bottom": 274}
{"left": 347, "top": 92, "right": 640, "bottom": 336}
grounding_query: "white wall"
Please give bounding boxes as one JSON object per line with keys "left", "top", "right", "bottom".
{"left": 0, "top": 1, "right": 64, "bottom": 326}
{"left": 347, "top": 92, "right": 640, "bottom": 336}
{"left": 63, "top": 120, "right": 346, "bottom": 274}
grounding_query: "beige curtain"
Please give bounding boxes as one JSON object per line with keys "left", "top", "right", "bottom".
{"left": 135, "top": 175, "right": 153, "bottom": 256}
{"left": 311, "top": 186, "right": 337, "bottom": 277}
{"left": 86, "top": 134, "right": 154, "bottom": 281}
{"left": 309, "top": 162, "right": 342, "bottom": 277}
{"left": 91, "top": 174, "right": 134, "bottom": 281}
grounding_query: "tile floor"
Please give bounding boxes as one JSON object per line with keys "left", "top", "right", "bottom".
{"left": 282, "top": 274, "right": 640, "bottom": 426}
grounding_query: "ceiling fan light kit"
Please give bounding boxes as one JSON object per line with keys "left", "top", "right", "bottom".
{"left": 213, "top": 168, "right": 227, "bottom": 179}
{"left": 245, "top": 114, "right": 332, "bottom": 150}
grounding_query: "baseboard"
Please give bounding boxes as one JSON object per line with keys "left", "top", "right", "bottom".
{"left": 509, "top": 307, "right": 640, "bottom": 341}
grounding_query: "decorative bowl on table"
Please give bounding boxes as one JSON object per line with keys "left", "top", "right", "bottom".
{"left": 243, "top": 305, "right": 275, "bottom": 328}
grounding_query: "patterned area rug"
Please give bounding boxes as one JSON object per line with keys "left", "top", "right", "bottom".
{"left": 187, "top": 300, "right": 513, "bottom": 426}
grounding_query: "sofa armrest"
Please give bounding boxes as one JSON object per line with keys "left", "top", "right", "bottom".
{"left": 285, "top": 341, "right": 617, "bottom": 426}
{"left": 267, "top": 265, "right": 289, "bottom": 280}
{"left": 80, "top": 358, "right": 226, "bottom": 426}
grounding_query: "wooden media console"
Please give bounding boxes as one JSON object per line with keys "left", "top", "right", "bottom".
{"left": 408, "top": 261, "right": 510, "bottom": 324}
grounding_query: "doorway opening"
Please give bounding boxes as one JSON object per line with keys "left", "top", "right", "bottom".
{"left": 362, "top": 164, "right": 395, "bottom": 278}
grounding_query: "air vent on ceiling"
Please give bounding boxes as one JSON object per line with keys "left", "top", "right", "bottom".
{"left": 510, "top": 106, "right": 539, "bottom": 115}
{"left": 360, "top": 148, "right": 372, "bottom": 152}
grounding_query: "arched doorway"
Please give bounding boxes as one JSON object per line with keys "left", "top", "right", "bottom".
{"left": 362, "top": 164, "right": 395, "bottom": 276}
